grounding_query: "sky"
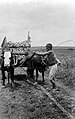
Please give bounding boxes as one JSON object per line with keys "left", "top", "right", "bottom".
{"left": 0, "top": 0, "right": 75, "bottom": 47}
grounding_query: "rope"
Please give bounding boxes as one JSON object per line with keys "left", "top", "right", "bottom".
{"left": 56, "top": 40, "right": 74, "bottom": 46}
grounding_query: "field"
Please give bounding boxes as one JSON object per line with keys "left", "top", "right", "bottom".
{"left": 0, "top": 46, "right": 75, "bottom": 119}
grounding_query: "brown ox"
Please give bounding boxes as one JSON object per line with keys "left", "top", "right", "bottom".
{"left": 26, "top": 54, "right": 47, "bottom": 83}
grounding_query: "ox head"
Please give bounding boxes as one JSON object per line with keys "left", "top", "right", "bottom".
{"left": 4, "top": 51, "right": 11, "bottom": 66}
{"left": 32, "top": 55, "right": 47, "bottom": 72}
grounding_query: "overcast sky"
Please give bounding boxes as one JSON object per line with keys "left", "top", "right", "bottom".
{"left": 0, "top": 0, "right": 75, "bottom": 46}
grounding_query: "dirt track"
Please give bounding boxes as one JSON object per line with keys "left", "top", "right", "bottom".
{"left": 0, "top": 36, "right": 75, "bottom": 119}
{"left": 0, "top": 69, "right": 74, "bottom": 119}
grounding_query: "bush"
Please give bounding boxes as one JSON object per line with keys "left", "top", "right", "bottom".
{"left": 56, "top": 56, "right": 75, "bottom": 88}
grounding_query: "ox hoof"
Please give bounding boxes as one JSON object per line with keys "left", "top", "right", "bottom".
{"left": 11, "top": 82, "right": 15, "bottom": 87}
{"left": 34, "top": 82, "right": 37, "bottom": 85}
{"left": 2, "top": 85, "right": 6, "bottom": 88}
{"left": 52, "top": 87, "right": 59, "bottom": 92}
{"left": 6, "top": 83, "right": 11, "bottom": 87}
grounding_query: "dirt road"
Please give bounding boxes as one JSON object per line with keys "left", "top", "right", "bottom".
{"left": 0, "top": 72, "right": 74, "bottom": 119}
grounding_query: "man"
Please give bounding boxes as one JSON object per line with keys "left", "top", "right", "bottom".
{"left": 36, "top": 43, "right": 61, "bottom": 89}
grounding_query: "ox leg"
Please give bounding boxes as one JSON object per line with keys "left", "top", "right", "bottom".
{"left": 30, "top": 69, "right": 34, "bottom": 78}
{"left": 27, "top": 68, "right": 33, "bottom": 78}
{"left": 1, "top": 58, "right": 6, "bottom": 86}
{"left": 36, "top": 68, "right": 38, "bottom": 82}
{"left": 10, "top": 67, "right": 14, "bottom": 86}
{"left": 27, "top": 68, "right": 30, "bottom": 77}
{"left": 7, "top": 67, "right": 10, "bottom": 84}
{"left": 42, "top": 71, "right": 44, "bottom": 83}
{"left": 8, "top": 71, "right": 10, "bottom": 84}
{"left": 1, "top": 69, "right": 6, "bottom": 86}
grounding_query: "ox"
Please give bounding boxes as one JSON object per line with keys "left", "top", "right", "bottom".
{"left": 1, "top": 50, "right": 14, "bottom": 87}
{"left": 0, "top": 51, "right": 47, "bottom": 86}
{"left": 26, "top": 54, "right": 47, "bottom": 83}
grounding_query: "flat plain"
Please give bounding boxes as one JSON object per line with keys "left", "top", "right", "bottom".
{"left": 0, "top": 46, "right": 75, "bottom": 119}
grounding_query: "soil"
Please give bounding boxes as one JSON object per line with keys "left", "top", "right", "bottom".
{"left": 0, "top": 68, "right": 74, "bottom": 119}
